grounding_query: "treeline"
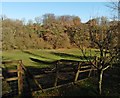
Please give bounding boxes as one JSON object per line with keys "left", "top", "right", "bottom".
{"left": 1, "top": 14, "right": 117, "bottom": 50}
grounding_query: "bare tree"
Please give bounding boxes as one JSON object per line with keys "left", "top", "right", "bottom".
{"left": 78, "top": 1, "right": 119, "bottom": 95}
{"left": 107, "top": 0, "right": 120, "bottom": 64}
{"left": 79, "top": 20, "right": 118, "bottom": 95}
{"left": 34, "top": 16, "right": 42, "bottom": 25}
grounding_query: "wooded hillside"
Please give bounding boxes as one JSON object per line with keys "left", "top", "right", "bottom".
{"left": 1, "top": 14, "right": 118, "bottom": 50}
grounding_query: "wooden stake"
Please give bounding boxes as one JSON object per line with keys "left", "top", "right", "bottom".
{"left": 17, "top": 64, "right": 23, "bottom": 95}
{"left": 74, "top": 62, "right": 81, "bottom": 82}
{"left": 54, "top": 61, "right": 59, "bottom": 87}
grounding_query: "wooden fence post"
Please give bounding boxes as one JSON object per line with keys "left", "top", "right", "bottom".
{"left": 54, "top": 61, "right": 59, "bottom": 87}
{"left": 17, "top": 61, "right": 23, "bottom": 95}
{"left": 88, "top": 65, "right": 92, "bottom": 77}
{"left": 93, "top": 56, "right": 97, "bottom": 76}
{"left": 19, "top": 60, "right": 44, "bottom": 93}
{"left": 74, "top": 62, "right": 81, "bottom": 82}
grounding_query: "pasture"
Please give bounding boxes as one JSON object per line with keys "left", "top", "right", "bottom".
{"left": 2, "top": 48, "right": 99, "bottom": 68}
{"left": 2, "top": 48, "right": 99, "bottom": 97}
{"left": 1, "top": 49, "right": 120, "bottom": 97}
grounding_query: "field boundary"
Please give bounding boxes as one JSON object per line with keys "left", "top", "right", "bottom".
{"left": 2, "top": 59, "right": 97, "bottom": 97}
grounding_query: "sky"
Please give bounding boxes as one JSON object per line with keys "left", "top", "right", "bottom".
{"left": 2, "top": 2, "right": 114, "bottom": 23}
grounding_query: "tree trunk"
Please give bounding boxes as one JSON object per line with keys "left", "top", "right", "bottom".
{"left": 98, "top": 69, "right": 104, "bottom": 95}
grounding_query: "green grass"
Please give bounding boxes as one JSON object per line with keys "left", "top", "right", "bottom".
{"left": 2, "top": 49, "right": 119, "bottom": 97}
{"left": 1, "top": 49, "right": 99, "bottom": 68}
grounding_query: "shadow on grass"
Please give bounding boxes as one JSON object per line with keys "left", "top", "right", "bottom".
{"left": 29, "top": 57, "right": 57, "bottom": 65}
{"left": 23, "top": 50, "right": 95, "bottom": 67}
{"left": 25, "top": 66, "right": 52, "bottom": 74}
{"left": 50, "top": 52, "right": 95, "bottom": 61}
{"left": 58, "top": 86, "right": 97, "bottom": 96}
{"left": 56, "top": 78, "right": 98, "bottom": 96}
{"left": 50, "top": 51, "right": 83, "bottom": 59}
{"left": 102, "top": 63, "right": 120, "bottom": 96}
{"left": 22, "top": 50, "right": 55, "bottom": 61}
{"left": 33, "top": 78, "right": 98, "bottom": 96}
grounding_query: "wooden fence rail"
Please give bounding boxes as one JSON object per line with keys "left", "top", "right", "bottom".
{"left": 2, "top": 59, "right": 97, "bottom": 97}
{"left": 2, "top": 60, "right": 44, "bottom": 96}
{"left": 2, "top": 60, "right": 24, "bottom": 95}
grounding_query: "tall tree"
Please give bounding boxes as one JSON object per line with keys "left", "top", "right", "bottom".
{"left": 80, "top": 22, "right": 118, "bottom": 95}
{"left": 106, "top": 1, "right": 120, "bottom": 64}
{"left": 42, "top": 13, "right": 56, "bottom": 25}
{"left": 34, "top": 16, "right": 41, "bottom": 25}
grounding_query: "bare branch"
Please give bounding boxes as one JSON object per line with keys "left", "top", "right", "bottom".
{"left": 89, "top": 28, "right": 101, "bottom": 48}
{"left": 106, "top": 2, "right": 119, "bottom": 11}
{"left": 79, "top": 46, "right": 98, "bottom": 69}
{"left": 103, "top": 55, "right": 115, "bottom": 69}
{"left": 103, "top": 65, "right": 110, "bottom": 71}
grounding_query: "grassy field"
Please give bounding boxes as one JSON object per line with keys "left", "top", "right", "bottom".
{"left": 2, "top": 48, "right": 99, "bottom": 68}
{"left": 2, "top": 48, "right": 99, "bottom": 97}
{"left": 2, "top": 49, "right": 120, "bottom": 97}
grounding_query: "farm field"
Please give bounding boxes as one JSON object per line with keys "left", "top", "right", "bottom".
{"left": 2, "top": 48, "right": 99, "bottom": 68}
{"left": 2, "top": 49, "right": 120, "bottom": 97}
{"left": 2, "top": 48, "right": 100, "bottom": 97}
{"left": 1, "top": 1, "right": 119, "bottom": 97}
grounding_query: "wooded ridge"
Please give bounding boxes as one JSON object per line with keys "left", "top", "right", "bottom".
{"left": 1, "top": 14, "right": 118, "bottom": 50}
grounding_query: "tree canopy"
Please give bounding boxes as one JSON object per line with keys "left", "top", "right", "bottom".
{"left": 1, "top": 14, "right": 118, "bottom": 50}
